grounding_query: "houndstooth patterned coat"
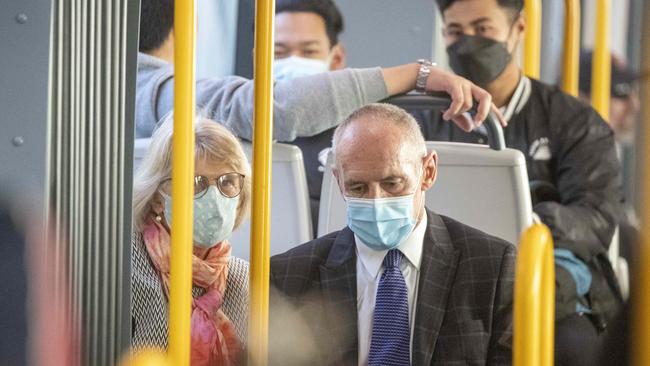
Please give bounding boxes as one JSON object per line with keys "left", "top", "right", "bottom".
{"left": 131, "top": 232, "right": 249, "bottom": 349}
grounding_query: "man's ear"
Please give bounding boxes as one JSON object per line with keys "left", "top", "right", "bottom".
{"left": 329, "top": 43, "right": 346, "bottom": 70}
{"left": 515, "top": 12, "right": 526, "bottom": 40}
{"left": 421, "top": 151, "right": 438, "bottom": 190}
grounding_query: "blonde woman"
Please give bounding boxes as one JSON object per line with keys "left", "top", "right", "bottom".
{"left": 131, "top": 117, "right": 250, "bottom": 365}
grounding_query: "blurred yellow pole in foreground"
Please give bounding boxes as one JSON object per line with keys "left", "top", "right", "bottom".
{"left": 168, "top": 0, "right": 196, "bottom": 364}
{"left": 513, "top": 224, "right": 555, "bottom": 366}
{"left": 249, "top": 0, "right": 275, "bottom": 365}
{"left": 632, "top": 4, "right": 650, "bottom": 364}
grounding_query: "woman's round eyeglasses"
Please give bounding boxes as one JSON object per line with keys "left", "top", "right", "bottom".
{"left": 159, "top": 172, "right": 245, "bottom": 199}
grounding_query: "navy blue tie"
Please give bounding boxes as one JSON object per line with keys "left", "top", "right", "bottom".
{"left": 368, "top": 249, "right": 410, "bottom": 366}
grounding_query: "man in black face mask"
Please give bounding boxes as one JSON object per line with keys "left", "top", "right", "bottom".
{"left": 412, "top": 1, "right": 625, "bottom": 365}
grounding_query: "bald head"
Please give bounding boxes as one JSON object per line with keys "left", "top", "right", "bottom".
{"left": 332, "top": 103, "right": 427, "bottom": 168}
{"left": 331, "top": 104, "right": 437, "bottom": 204}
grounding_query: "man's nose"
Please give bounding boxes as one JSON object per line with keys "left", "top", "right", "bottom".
{"left": 367, "top": 185, "right": 389, "bottom": 199}
{"left": 461, "top": 29, "right": 476, "bottom": 37}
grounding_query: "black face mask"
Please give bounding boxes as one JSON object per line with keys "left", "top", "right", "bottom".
{"left": 446, "top": 35, "right": 512, "bottom": 87}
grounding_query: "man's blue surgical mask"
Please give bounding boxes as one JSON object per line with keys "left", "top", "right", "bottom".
{"left": 273, "top": 55, "right": 329, "bottom": 80}
{"left": 162, "top": 186, "right": 238, "bottom": 248}
{"left": 345, "top": 194, "right": 417, "bottom": 251}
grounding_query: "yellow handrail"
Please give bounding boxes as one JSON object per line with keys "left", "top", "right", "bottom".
{"left": 513, "top": 224, "right": 555, "bottom": 366}
{"left": 561, "top": 0, "right": 581, "bottom": 96}
{"left": 168, "top": 0, "right": 196, "bottom": 365}
{"left": 249, "top": 0, "right": 275, "bottom": 365}
{"left": 523, "top": 0, "right": 542, "bottom": 78}
{"left": 632, "top": 6, "right": 650, "bottom": 363}
{"left": 591, "top": 0, "right": 611, "bottom": 120}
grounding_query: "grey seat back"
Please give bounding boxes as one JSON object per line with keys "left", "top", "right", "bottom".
{"left": 133, "top": 138, "right": 313, "bottom": 259}
{"left": 229, "top": 141, "right": 313, "bottom": 259}
{"left": 318, "top": 141, "right": 533, "bottom": 244}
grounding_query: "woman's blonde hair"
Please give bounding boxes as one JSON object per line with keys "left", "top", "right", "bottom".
{"left": 132, "top": 116, "right": 251, "bottom": 231}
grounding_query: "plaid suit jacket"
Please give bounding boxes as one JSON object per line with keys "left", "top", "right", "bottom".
{"left": 269, "top": 210, "right": 515, "bottom": 366}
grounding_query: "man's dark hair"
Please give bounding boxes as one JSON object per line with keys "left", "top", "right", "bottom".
{"left": 436, "top": 0, "right": 524, "bottom": 18}
{"left": 276, "top": 0, "right": 344, "bottom": 47}
{"left": 139, "top": 0, "right": 174, "bottom": 52}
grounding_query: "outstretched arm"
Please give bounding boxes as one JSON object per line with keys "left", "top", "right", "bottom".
{"left": 174, "top": 62, "right": 503, "bottom": 142}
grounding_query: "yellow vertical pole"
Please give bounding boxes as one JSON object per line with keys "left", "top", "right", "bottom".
{"left": 561, "top": 0, "right": 581, "bottom": 96}
{"left": 523, "top": 0, "right": 542, "bottom": 78}
{"left": 591, "top": 0, "right": 611, "bottom": 120}
{"left": 249, "top": 0, "right": 274, "bottom": 365}
{"left": 633, "top": 6, "right": 650, "bottom": 364}
{"left": 168, "top": 0, "right": 196, "bottom": 365}
{"left": 513, "top": 224, "right": 555, "bottom": 366}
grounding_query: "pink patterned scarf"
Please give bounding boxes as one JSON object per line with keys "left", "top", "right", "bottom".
{"left": 143, "top": 221, "right": 241, "bottom": 365}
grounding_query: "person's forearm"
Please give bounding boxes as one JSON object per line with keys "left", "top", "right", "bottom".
{"left": 381, "top": 63, "right": 419, "bottom": 95}
{"left": 197, "top": 68, "right": 389, "bottom": 142}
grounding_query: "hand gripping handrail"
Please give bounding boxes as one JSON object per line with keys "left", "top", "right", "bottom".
{"left": 383, "top": 94, "right": 506, "bottom": 151}
{"left": 513, "top": 224, "right": 555, "bottom": 366}
{"left": 562, "top": 0, "right": 581, "bottom": 96}
{"left": 168, "top": 0, "right": 196, "bottom": 364}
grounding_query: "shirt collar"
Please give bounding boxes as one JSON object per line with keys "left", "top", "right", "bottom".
{"left": 355, "top": 213, "right": 427, "bottom": 278}
{"left": 500, "top": 75, "right": 532, "bottom": 123}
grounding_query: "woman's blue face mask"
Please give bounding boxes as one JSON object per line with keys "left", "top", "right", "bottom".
{"left": 162, "top": 186, "right": 238, "bottom": 248}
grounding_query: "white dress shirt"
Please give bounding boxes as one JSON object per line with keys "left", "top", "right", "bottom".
{"left": 355, "top": 214, "right": 427, "bottom": 366}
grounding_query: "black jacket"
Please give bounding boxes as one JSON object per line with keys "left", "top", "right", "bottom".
{"left": 412, "top": 79, "right": 624, "bottom": 327}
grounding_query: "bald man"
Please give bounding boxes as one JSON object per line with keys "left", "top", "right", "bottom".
{"left": 270, "top": 104, "right": 515, "bottom": 366}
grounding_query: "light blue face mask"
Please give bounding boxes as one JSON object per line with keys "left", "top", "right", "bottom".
{"left": 273, "top": 55, "right": 329, "bottom": 80}
{"left": 345, "top": 194, "right": 417, "bottom": 251}
{"left": 162, "top": 186, "right": 238, "bottom": 248}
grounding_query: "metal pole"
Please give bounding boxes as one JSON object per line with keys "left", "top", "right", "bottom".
{"left": 561, "top": 0, "right": 581, "bottom": 96}
{"left": 249, "top": 0, "right": 274, "bottom": 365}
{"left": 591, "top": 0, "right": 611, "bottom": 120}
{"left": 524, "top": 0, "right": 542, "bottom": 78}
{"left": 513, "top": 224, "right": 555, "bottom": 366}
{"left": 168, "top": 0, "right": 196, "bottom": 364}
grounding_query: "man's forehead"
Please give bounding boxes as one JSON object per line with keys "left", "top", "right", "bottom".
{"left": 443, "top": 0, "right": 507, "bottom": 25}
{"left": 336, "top": 140, "right": 420, "bottom": 178}
{"left": 339, "top": 155, "right": 415, "bottom": 180}
{"left": 337, "top": 122, "right": 403, "bottom": 154}
{"left": 275, "top": 12, "right": 328, "bottom": 40}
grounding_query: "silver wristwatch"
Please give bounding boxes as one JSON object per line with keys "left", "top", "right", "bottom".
{"left": 416, "top": 59, "right": 436, "bottom": 93}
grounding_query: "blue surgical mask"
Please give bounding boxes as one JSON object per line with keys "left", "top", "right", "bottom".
{"left": 273, "top": 55, "right": 329, "bottom": 80}
{"left": 345, "top": 194, "right": 416, "bottom": 251}
{"left": 162, "top": 186, "right": 238, "bottom": 248}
